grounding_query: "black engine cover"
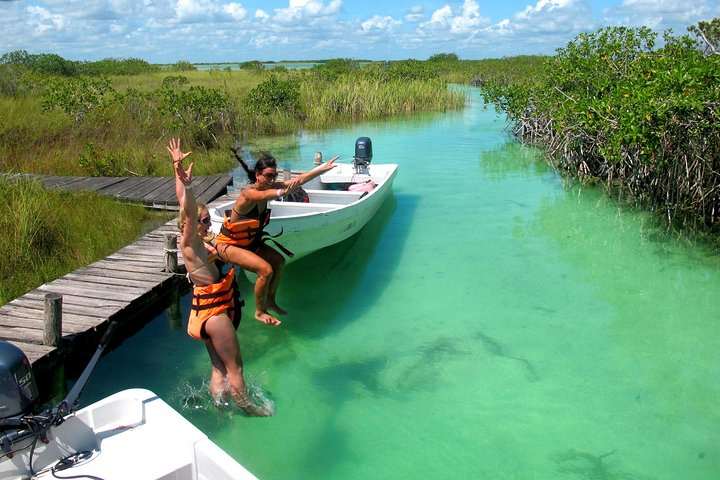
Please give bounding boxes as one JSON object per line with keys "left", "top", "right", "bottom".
{"left": 0, "top": 341, "right": 39, "bottom": 420}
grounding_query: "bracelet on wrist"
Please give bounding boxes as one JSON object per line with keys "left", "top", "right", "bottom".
{"left": 275, "top": 188, "right": 283, "bottom": 200}
{"left": 185, "top": 183, "right": 193, "bottom": 191}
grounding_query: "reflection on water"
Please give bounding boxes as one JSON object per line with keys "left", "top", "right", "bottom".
{"left": 80, "top": 88, "right": 720, "bottom": 480}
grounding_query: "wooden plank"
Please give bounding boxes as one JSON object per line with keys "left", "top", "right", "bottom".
{"left": 74, "top": 266, "right": 170, "bottom": 283}
{"left": 6, "top": 341, "right": 54, "bottom": 362}
{"left": 35, "top": 283, "right": 140, "bottom": 303}
{"left": 20, "top": 290, "right": 127, "bottom": 309}
{"left": 66, "top": 177, "right": 128, "bottom": 191}
{"left": 62, "top": 272, "right": 160, "bottom": 290}
{"left": 0, "top": 325, "right": 49, "bottom": 344}
{"left": 9, "top": 296, "right": 123, "bottom": 318}
{"left": 0, "top": 304, "right": 111, "bottom": 327}
{"left": 139, "top": 178, "right": 177, "bottom": 202}
{"left": 42, "top": 277, "right": 151, "bottom": 296}
{"left": 94, "top": 177, "right": 136, "bottom": 197}
{"left": 90, "top": 259, "right": 176, "bottom": 275}
{"left": 38, "top": 176, "right": 81, "bottom": 188}
{"left": 119, "top": 177, "right": 171, "bottom": 204}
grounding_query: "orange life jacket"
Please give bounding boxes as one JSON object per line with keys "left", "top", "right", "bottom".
{"left": 215, "top": 209, "right": 271, "bottom": 252}
{"left": 187, "top": 267, "right": 243, "bottom": 341}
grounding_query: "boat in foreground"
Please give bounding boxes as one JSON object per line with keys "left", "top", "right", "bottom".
{"left": 210, "top": 137, "right": 398, "bottom": 262}
{"left": 0, "top": 324, "right": 257, "bottom": 480}
{"left": 1, "top": 388, "right": 257, "bottom": 480}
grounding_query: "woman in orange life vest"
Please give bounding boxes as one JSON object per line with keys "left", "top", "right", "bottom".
{"left": 168, "top": 138, "right": 271, "bottom": 416}
{"left": 216, "top": 150, "right": 338, "bottom": 326}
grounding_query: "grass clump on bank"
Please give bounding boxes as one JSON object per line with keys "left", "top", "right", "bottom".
{"left": 480, "top": 19, "right": 720, "bottom": 238}
{"left": 0, "top": 55, "right": 466, "bottom": 177}
{"left": 0, "top": 178, "right": 173, "bottom": 306}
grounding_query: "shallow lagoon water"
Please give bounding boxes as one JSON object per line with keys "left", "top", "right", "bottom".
{"left": 82, "top": 87, "right": 720, "bottom": 479}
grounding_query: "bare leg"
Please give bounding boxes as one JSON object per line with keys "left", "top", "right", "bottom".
{"left": 205, "top": 343, "right": 231, "bottom": 406}
{"left": 257, "top": 244, "right": 287, "bottom": 316}
{"left": 218, "top": 245, "right": 281, "bottom": 326}
{"left": 204, "top": 314, "right": 272, "bottom": 416}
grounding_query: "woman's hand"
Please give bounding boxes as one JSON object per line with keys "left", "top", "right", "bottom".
{"left": 318, "top": 155, "right": 339, "bottom": 172}
{"left": 167, "top": 138, "right": 192, "bottom": 165}
{"left": 168, "top": 138, "right": 194, "bottom": 187}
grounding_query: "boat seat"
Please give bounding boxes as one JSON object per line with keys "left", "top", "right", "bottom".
{"left": 302, "top": 189, "right": 364, "bottom": 205}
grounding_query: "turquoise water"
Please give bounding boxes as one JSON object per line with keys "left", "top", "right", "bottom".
{"left": 82, "top": 87, "right": 720, "bottom": 479}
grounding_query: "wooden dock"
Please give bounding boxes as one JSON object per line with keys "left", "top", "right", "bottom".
{"left": 0, "top": 169, "right": 305, "bottom": 381}
{"left": 0, "top": 220, "right": 187, "bottom": 374}
{"left": 1, "top": 174, "right": 233, "bottom": 210}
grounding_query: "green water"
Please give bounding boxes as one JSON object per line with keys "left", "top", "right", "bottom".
{"left": 82, "top": 87, "right": 720, "bottom": 479}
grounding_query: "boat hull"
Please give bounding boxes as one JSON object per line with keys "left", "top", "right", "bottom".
{"left": 0, "top": 389, "right": 257, "bottom": 480}
{"left": 210, "top": 163, "right": 398, "bottom": 262}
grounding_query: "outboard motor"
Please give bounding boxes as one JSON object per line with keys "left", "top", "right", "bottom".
{"left": 0, "top": 341, "right": 38, "bottom": 421}
{"left": 1, "top": 322, "right": 117, "bottom": 465}
{"left": 353, "top": 137, "right": 373, "bottom": 173}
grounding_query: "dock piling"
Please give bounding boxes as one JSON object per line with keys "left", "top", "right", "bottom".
{"left": 164, "top": 233, "right": 179, "bottom": 273}
{"left": 43, "top": 293, "right": 62, "bottom": 346}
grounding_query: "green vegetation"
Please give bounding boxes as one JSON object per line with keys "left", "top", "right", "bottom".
{"left": 0, "top": 178, "right": 173, "bottom": 305}
{"left": 480, "top": 19, "right": 720, "bottom": 237}
{"left": 0, "top": 53, "right": 466, "bottom": 176}
{"left": 0, "top": 51, "right": 469, "bottom": 303}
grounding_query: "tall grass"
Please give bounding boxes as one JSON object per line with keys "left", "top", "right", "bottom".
{"left": 0, "top": 178, "right": 173, "bottom": 305}
{"left": 300, "top": 77, "right": 467, "bottom": 127}
{"left": 0, "top": 66, "right": 465, "bottom": 176}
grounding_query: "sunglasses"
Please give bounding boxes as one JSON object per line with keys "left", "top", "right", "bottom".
{"left": 260, "top": 171, "right": 277, "bottom": 180}
{"left": 198, "top": 217, "right": 211, "bottom": 225}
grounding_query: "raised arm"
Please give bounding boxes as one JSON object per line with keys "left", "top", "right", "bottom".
{"left": 281, "top": 155, "right": 339, "bottom": 188}
{"left": 167, "top": 138, "right": 197, "bottom": 246}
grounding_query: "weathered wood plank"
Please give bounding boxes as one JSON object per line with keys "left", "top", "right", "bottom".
{"left": 8, "top": 296, "right": 123, "bottom": 318}
{"left": 74, "top": 266, "right": 171, "bottom": 283}
{"left": 0, "top": 302, "right": 112, "bottom": 332}
{"left": 90, "top": 259, "right": 176, "bottom": 275}
{"left": 61, "top": 272, "right": 161, "bottom": 289}
{"left": 35, "top": 283, "right": 141, "bottom": 303}
{"left": 21, "top": 290, "right": 126, "bottom": 309}
{"left": 0, "top": 306, "right": 102, "bottom": 330}
{"left": 6, "top": 340, "right": 54, "bottom": 359}
{"left": 0, "top": 325, "right": 49, "bottom": 344}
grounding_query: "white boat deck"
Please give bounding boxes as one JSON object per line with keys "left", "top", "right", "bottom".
{"left": 1, "top": 389, "right": 258, "bottom": 480}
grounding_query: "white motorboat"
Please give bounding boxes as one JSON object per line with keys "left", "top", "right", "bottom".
{"left": 0, "top": 324, "right": 258, "bottom": 480}
{"left": 210, "top": 137, "right": 398, "bottom": 262}
{"left": 0, "top": 388, "right": 258, "bottom": 480}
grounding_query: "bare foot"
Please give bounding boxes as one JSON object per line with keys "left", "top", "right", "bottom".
{"left": 267, "top": 301, "right": 288, "bottom": 316}
{"left": 255, "top": 310, "right": 281, "bottom": 326}
{"left": 241, "top": 403, "right": 273, "bottom": 417}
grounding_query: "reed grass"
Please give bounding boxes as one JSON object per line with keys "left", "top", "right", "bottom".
{"left": 0, "top": 68, "right": 465, "bottom": 176}
{"left": 0, "top": 178, "right": 174, "bottom": 305}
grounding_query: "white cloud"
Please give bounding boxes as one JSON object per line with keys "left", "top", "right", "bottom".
{"left": 274, "top": 0, "right": 342, "bottom": 23}
{"left": 224, "top": 2, "right": 247, "bottom": 20}
{"left": 421, "top": 0, "right": 489, "bottom": 34}
{"left": 405, "top": 5, "right": 424, "bottom": 23}
{"left": 175, "top": 0, "right": 214, "bottom": 22}
{"left": 610, "top": 0, "right": 720, "bottom": 28}
{"left": 2, "top": 0, "right": 719, "bottom": 63}
{"left": 361, "top": 15, "right": 402, "bottom": 33}
{"left": 27, "top": 5, "right": 69, "bottom": 33}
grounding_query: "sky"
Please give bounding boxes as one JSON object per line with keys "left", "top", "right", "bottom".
{"left": 0, "top": 0, "right": 719, "bottom": 64}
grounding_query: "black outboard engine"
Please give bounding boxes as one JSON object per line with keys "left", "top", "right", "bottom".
{"left": 353, "top": 137, "right": 373, "bottom": 173}
{"left": 0, "top": 341, "right": 38, "bottom": 421}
